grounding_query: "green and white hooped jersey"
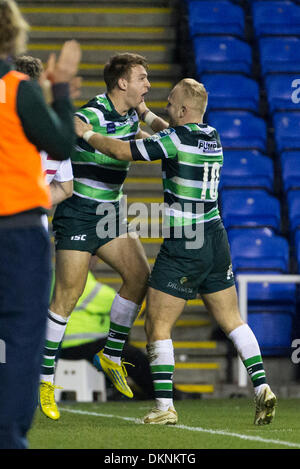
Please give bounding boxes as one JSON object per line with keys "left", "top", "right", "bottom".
{"left": 130, "top": 123, "right": 223, "bottom": 228}
{"left": 72, "top": 93, "right": 140, "bottom": 204}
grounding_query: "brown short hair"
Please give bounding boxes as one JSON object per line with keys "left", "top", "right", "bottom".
{"left": 0, "top": 0, "right": 29, "bottom": 56}
{"left": 15, "top": 55, "right": 43, "bottom": 80}
{"left": 104, "top": 53, "right": 148, "bottom": 93}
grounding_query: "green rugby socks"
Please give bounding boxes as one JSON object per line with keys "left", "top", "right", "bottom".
{"left": 40, "top": 310, "right": 69, "bottom": 384}
{"left": 103, "top": 321, "right": 131, "bottom": 362}
{"left": 147, "top": 339, "right": 175, "bottom": 411}
{"left": 103, "top": 294, "right": 140, "bottom": 365}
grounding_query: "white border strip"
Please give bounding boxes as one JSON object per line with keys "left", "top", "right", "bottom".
{"left": 61, "top": 408, "right": 300, "bottom": 449}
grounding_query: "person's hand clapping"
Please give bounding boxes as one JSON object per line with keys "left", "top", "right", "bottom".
{"left": 45, "top": 40, "right": 82, "bottom": 85}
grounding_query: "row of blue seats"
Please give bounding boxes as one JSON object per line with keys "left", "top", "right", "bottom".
{"left": 194, "top": 36, "right": 300, "bottom": 76}
{"left": 227, "top": 225, "right": 299, "bottom": 353}
{"left": 220, "top": 188, "right": 300, "bottom": 233}
{"left": 186, "top": 1, "right": 300, "bottom": 38}
{"left": 208, "top": 110, "right": 300, "bottom": 154}
{"left": 202, "top": 73, "right": 300, "bottom": 114}
{"left": 230, "top": 229, "right": 293, "bottom": 274}
{"left": 184, "top": 0, "right": 299, "bottom": 354}
{"left": 228, "top": 227, "right": 297, "bottom": 354}
{"left": 220, "top": 150, "right": 300, "bottom": 193}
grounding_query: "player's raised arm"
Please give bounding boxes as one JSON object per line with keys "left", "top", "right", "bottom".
{"left": 136, "top": 101, "right": 169, "bottom": 133}
{"left": 74, "top": 116, "right": 133, "bottom": 161}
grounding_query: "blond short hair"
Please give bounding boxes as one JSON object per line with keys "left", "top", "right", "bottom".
{"left": 0, "top": 0, "right": 29, "bottom": 56}
{"left": 177, "top": 78, "right": 208, "bottom": 116}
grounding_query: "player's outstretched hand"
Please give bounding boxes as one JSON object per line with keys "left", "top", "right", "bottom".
{"left": 45, "top": 40, "right": 82, "bottom": 85}
{"left": 74, "top": 116, "right": 93, "bottom": 137}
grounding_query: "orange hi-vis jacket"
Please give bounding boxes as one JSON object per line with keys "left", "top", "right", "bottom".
{"left": 0, "top": 70, "right": 51, "bottom": 216}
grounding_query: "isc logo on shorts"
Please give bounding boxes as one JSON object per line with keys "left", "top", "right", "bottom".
{"left": 71, "top": 234, "right": 87, "bottom": 241}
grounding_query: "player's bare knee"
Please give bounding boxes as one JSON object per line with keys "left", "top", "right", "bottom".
{"left": 123, "top": 263, "right": 150, "bottom": 295}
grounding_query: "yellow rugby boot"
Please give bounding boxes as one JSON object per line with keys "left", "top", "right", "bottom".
{"left": 93, "top": 349, "right": 133, "bottom": 399}
{"left": 39, "top": 381, "right": 62, "bottom": 420}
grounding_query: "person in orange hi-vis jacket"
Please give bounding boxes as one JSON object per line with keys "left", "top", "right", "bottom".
{"left": 0, "top": 0, "right": 81, "bottom": 449}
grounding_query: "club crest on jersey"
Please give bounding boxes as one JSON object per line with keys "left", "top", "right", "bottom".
{"left": 106, "top": 122, "right": 116, "bottom": 134}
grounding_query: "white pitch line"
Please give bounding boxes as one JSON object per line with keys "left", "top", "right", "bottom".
{"left": 61, "top": 407, "right": 300, "bottom": 449}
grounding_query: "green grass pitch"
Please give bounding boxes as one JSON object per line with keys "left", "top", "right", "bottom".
{"left": 28, "top": 398, "right": 300, "bottom": 449}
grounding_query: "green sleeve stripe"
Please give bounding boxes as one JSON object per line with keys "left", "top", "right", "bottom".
{"left": 77, "top": 108, "right": 101, "bottom": 126}
{"left": 72, "top": 149, "right": 130, "bottom": 168}
{"left": 142, "top": 139, "right": 167, "bottom": 161}
{"left": 73, "top": 180, "right": 122, "bottom": 201}
{"left": 160, "top": 134, "right": 178, "bottom": 158}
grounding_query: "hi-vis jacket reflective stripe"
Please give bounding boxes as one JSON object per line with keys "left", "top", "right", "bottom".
{"left": 0, "top": 71, "right": 51, "bottom": 215}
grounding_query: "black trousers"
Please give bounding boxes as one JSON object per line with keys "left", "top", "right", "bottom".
{"left": 0, "top": 226, "right": 51, "bottom": 448}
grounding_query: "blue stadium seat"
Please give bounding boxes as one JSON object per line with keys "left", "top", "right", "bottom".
{"left": 287, "top": 190, "right": 300, "bottom": 232}
{"left": 202, "top": 74, "right": 260, "bottom": 112}
{"left": 227, "top": 226, "right": 275, "bottom": 245}
{"left": 221, "top": 189, "right": 281, "bottom": 231}
{"left": 252, "top": 0, "right": 299, "bottom": 35}
{"left": 273, "top": 113, "right": 300, "bottom": 153}
{"left": 248, "top": 310, "right": 293, "bottom": 356}
{"left": 220, "top": 150, "right": 273, "bottom": 191}
{"left": 231, "top": 232, "right": 289, "bottom": 272}
{"left": 208, "top": 111, "right": 267, "bottom": 152}
{"left": 259, "top": 37, "right": 300, "bottom": 76}
{"left": 252, "top": 1, "right": 300, "bottom": 37}
{"left": 193, "top": 36, "right": 252, "bottom": 75}
{"left": 280, "top": 150, "right": 300, "bottom": 166}
{"left": 281, "top": 152, "right": 300, "bottom": 192}
{"left": 231, "top": 232, "right": 296, "bottom": 345}
{"left": 188, "top": 1, "right": 245, "bottom": 38}
{"left": 265, "top": 75, "right": 300, "bottom": 113}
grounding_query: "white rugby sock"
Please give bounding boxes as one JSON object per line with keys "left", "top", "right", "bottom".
{"left": 228, "top": 324, "right": 267, "bottom": 394}
{"left": 103, "top": 294, "right": 140, "bottom": 365}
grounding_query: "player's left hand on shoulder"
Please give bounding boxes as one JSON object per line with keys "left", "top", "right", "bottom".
{"left": 74, "top": 116, "right": 93, "bottom": 137}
